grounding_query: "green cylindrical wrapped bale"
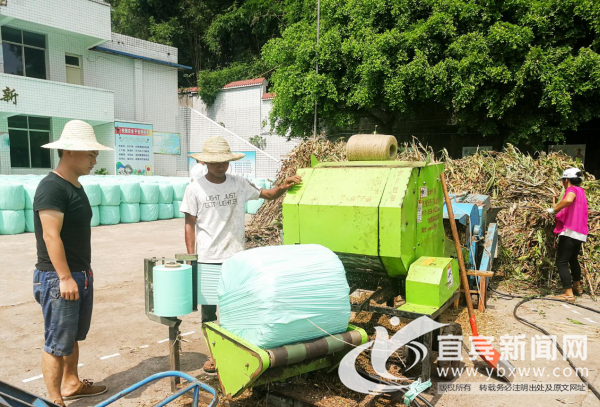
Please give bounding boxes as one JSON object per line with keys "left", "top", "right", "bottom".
{"left": 0, "top": 210, "right": 26, "bottom": 235}
{"left": 172, "top": 182, "right": 188, "bottom": 201}
{"left": 99, "top": 205, "right": 120, "bottom": 225}
{"left": 172, "top": 200, "right": 185, "bottom": 218}
{"left": 246, "top": 199, "right": 264, "bottom": 215}
{"left": 120, "top": 182, "right": 141, "bottom": 203}
{"left": 100, "top": 183, "right": 121, "bottom": 206}
{"left": 91, "top": 206, "right": 100, "bottom": 227}
{"left": 158, "top": 183, "right": 174, "bottom": 204}
{"left": 0, "top": 183, "right": 25, "bottom": 210}
{"left": 82, "top": 183, "right": 101, "bottom": 206}
{"left": 153, "top": 263, "right": 193, "bottom": 317}
{"left": 120, "top": 203, "right": 140, "bottom": 223}
{"left": 25, "top": 210, "right": 35, "bottom": 233}
{"left": 140, "top": 203, "right": 159, "bottom": 222}
{"left": 24, "top": 184, "right": 38, "bottom": 210}
{"left": 140, "top": 183, "right": 159, "bottom": 204}
{"left": 158, "top": 203, "right": 174, "bottom": 219}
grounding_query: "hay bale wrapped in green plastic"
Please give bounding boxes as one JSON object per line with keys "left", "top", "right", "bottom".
{"left": 120, "top": 182, "right": 141, "bottom": 204}
{"left": 91, "top": 206, "right": 100, "bottom": 227}
{"left": 100, "top": 183, "right": 121, "bottom": 206}
{"left": 158, "top": 183, "right": 174, "bottom": 204}
{"left": 0, "top": 182, "right": 25, "bottom": 210}
{"left": 25, "top": 209, "right": 34, "bottom": 233}
{"left": 0, "top": 210, "right": 26, "bottom": 235}
{"left": 172, "top": 181, "right": 188, "bottom": 201}
{"left": 218, "top": 244, "right": 351, "bottom": 348}
{"left": 82, "top": 183, "right": 101, "bottom": 206}
{"left": 120, "top": 203, "right": 140, "bottom": 223}
{"left": 140, "top": 183, "right": 159, "bottom": 204}
{"left": 158, "top": 203, "right": 174, "bottom": 219}
{"left": 99, "top": 205, "right": 120, "bottom": 225}
{"left": 172, "top": 200, "right": 185, "bottom": 218}
{"left": 140, "top": 203, "right": 159, "bottom": 221}
{"left": 24, "top": 184, "right": 38, "bottom": 210}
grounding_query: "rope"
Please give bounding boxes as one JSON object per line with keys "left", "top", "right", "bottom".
{"left": 346, "top": 134, "right": 398, "bottom": 161}
{"left": 403, "top": 379, "right": 432, "bottom": 406}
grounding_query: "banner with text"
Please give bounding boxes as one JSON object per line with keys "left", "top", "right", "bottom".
{"left": 115, "top": 122, "right": 153, "bottom": 175}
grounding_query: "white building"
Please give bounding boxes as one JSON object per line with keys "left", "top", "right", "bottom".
{"left": 0, "top": 0, "right": 187, "bottom": 176}
{"left": 179, "top": 79, "right": 300, "bottom": 180}
{"left": 0, "top": 0, "right": 298, "bottom": 180}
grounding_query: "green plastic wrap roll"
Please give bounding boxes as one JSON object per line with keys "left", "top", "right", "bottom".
{"left": 100, "top": 183, "right": 121, "bottom": 206}
{"left": 140, "top": 203, "right": 159, "bottom": 221}
{"left": 82, "top": 183, "right": 101, "bottom": 206}
{"left": 140, "top": 183, "right": 160, "bottom": 204}
{"left": 153, "top": 263, "right": 193, "bottom": 317}
{"left": 99, "top": 205, "right": 120, "bottom": 225}
{"left": 172, "top": 182, "right": 188, "bottom": 201}
{"left": 120, "top": 182, "right": 141, "bottom": 203}
{"left": 120, "top": 203, "right": 140, "bottom": 223}
{"left": 0, "top": 182, "right": 25, "bottom": 210}
{"left": 172, "top": 200, "right": 185, "bottom": 218}
{"left": 158, "top": 183, "right": 174, "bottom": 204}
{"left": 24, "top": 184, "right": 38, "bottom": 210}
{"left": 0, "top": 210, "right": 26, "bottom": 235}
{"left": 158, "top": 203, "right": 174, "bottom": 219}
{"left": 25, "top": 209, "right": 34, "bottom": 233}
{"left": 91, "top": 206, "right": 100, "bottom": 227}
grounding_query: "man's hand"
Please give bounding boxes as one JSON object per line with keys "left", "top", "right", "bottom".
{"left": 280, "top": 176, "right": 302, "bottom": 190}
{"left": 60, "top": 276, "right": 79, "bottom": 301}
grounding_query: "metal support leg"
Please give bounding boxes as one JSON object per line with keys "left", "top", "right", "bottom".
{"left": 169, "top": 321, "right": 182, "bottom": 392}
{"left": 421, "top": 331, "right": 433, "bottom": 382}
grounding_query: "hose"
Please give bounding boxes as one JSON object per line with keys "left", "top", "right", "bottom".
{"left": 356, "top": 368, "right": 435, "bottom": 407}
{"left": 490, "top": 287, "right": 600, "bottom": 401}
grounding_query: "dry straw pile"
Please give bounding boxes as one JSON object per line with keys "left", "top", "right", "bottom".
{"left": 246, "top": 138, "right": 599, "bottom": 291}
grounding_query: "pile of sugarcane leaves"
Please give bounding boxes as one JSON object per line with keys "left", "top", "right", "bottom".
{"left": 245, "top": 138, "right": 599, "bottom": 292}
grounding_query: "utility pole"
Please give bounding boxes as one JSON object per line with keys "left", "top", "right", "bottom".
{"left": 313, "top": 0, "right": 320, "bottom": 138}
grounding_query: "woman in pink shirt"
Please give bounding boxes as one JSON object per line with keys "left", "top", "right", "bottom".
{"left": 547, "top": 168, "right": 589, "bottom": 302}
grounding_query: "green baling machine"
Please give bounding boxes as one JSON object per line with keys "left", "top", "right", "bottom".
{"left": 283, "top": 160, "right": 459, "bottom": 315}
{"left": 200, "top": 157, "right": 463, "bottom": 397}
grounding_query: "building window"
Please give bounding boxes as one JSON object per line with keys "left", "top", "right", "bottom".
{"left": 65, "top": 54, "right": 83, "bottom": 85}
{"left": 1, "top": 26, "right": 47, "bottom": 80}
{"left": 8, "top": 115, "right": 51, "bottom": 168}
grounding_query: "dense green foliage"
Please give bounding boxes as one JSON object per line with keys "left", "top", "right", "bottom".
{"left": 109, "top": 0, "right": 600, "bottom": 147}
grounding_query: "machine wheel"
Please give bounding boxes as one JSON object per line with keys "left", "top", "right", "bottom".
{"left": 435, "top": 322, "right": 463, "bottom": 380}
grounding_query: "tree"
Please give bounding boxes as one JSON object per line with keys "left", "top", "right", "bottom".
{"left": 262, "top": 0, "right": 600, "bottom": 147}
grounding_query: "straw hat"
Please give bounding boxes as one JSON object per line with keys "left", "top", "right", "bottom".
{"left": 189, "top": 137, "right": 244, "bottom": 163}
{"left": 42, "top": 120, "right": 113, "bottom": 151}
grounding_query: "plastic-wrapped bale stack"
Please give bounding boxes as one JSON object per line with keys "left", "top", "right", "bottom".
{"left": 139, "top": 182, "right": 159, "bottom": 222}
{"left": 23, "top": 183, "right": 38, "bottom": 233}
{"left": 171, "top": 181, "right": 188, "bottom": 219}
{"left": 99, "top": 182, "right": 121, "bottom": 225}
{"left": 120, "top": 182, "right": 141, "bottom": 223}
{"left": 218, "top": 244, "right": 351, "bottom": 348}
{"left": 0, "top": 181, "right": 26, "bottom": 235}
{"left": 158, "top": 183, "right": 174, "bottom": 219}
{"left": 82, "top": 182, "right": 101, "bottom": 227}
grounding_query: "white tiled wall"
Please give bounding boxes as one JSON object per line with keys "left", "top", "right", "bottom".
{"left": 0, "top": 0, "right": 111, "bottom": 46}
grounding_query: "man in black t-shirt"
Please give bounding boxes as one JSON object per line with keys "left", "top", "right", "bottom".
{"left": 33, "top": 120, "right": 112, "bottom": 406}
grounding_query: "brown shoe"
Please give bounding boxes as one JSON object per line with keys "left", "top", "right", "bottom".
{"left": 203, "top": 357, "right": 216, "bottom": 373}
{"left": 549, "top": 294, "right": 576, "bottom": 303}
{"left": 62, "top": 379, "right": 107, "bottom": 400}
{"left": 573, "top": 281, "right": 583, "bottom": 296}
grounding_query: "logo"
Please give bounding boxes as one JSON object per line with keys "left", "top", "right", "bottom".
{"left": 339, "top": 316, "right": 446, "bottom": 394}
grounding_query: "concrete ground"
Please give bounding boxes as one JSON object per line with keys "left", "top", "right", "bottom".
{"left": 0, "top": 219, "right": 599, "bottom": 406}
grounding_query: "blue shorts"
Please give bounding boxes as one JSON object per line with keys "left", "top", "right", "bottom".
{"left": 33, "top": 269, "right": 94, "bottom": 357}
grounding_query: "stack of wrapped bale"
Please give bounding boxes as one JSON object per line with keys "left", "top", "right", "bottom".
{"left": 120, "top": 181, "right": 141, "bottom": 223}
{"left": 0, "top": 181, "right": 25, "bottom": 235}
{"left": 140, "top": 182, "right": 160, "bottom": 221}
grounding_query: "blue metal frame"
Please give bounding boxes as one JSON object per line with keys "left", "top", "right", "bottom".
{"left": 95, "top": 371, "right": 217, "bottom": 407}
